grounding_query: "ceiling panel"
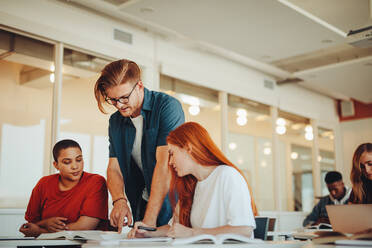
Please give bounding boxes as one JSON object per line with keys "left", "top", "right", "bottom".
{"left": 116, "top": 0, "right": 345, "bottom": 62}
{"left": 68, "top": 0, "right": 372, "bottom": 103}
{"left": 287, "top": 0, "right": 371, "bottom": 33}
{"left": 298, "top": 56, "right": 372, "bottom": 103}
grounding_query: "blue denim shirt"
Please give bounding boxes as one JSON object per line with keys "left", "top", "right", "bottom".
{"left": 108, "top": 88, "right": 185, "bottom": 226}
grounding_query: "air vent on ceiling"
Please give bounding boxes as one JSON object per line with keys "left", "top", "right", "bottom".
{"left": 340, "top": 100, "right": 355, "bottom": 117}
{"left": 114, "top": 29, "right": 133, "bottom": 44}
{"left": 263, "top": 79, "right": 275, "bottom": 90}
{"left": 103, "top": 0, "right": 132, "bottom": 6}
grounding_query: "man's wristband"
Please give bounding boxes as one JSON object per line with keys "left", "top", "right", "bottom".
{"left": 112, "top": 197, "right": 127, "bottom": 206}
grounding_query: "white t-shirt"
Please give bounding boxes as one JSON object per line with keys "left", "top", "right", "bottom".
{"left": 130, "top": 115, "right": 149, "bottom": 201}
{"left": 190, "top": 165, "right": 256, "bottom": 237}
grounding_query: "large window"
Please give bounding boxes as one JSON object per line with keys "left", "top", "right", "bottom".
{"left": 160, "top": 75, "right": 221, "bottom": 147}
{"left": 226, "top": 95, "right": 273, "bottom": 210}
{"left": 318, "top": 127, "right": 336, "bottom": 195}
{"left": 59, "top": 48, "right": 113, "bottom": 177}
{"left": 0, "top": 30, "right": 54, "bottom": 207}
{"left": 276, "top": 110, "right": 313, "bottom": 212}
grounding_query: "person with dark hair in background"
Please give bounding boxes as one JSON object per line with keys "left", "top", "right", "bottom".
{"left": 94, "top": 59, "right": 184, "bottom": 233}
{"left": 19, "top": 139, "right": 108, "bottom": 237}
{"left": 349, "top": 143, "right": 372, "bottom": 204}
{"left": 303, "top": 171, "right": 351, "bottom": 227}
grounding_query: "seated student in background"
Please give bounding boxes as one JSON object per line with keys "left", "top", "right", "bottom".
{"left": 349, "top": 143, "right": 372, "bottom": 204}
{"left": 128, "top": 122, "right": 258, "bottom": 239}
{"left": 19, "top": 139, "right": 108, "bottom": 237}
{"left": 303, "top": 171, "right": 351, "bottom": 227}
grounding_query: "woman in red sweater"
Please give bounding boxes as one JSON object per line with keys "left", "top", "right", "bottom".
{"left": 19, "top": 139, "right": 108, "bottom": 237}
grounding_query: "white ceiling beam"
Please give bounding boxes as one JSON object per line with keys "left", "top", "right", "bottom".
{"left": 278, "top": 0, "right": 347, "bottom": 37}
{"left": 293, "top": 55, "right": 372, "bottom": 76}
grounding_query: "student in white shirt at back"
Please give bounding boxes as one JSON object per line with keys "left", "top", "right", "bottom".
{"left": 128, "top": 122, "right": 258, "bottom": 239}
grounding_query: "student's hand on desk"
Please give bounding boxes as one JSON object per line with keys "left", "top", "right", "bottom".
{"left": 110, "top": 199, "right": 132, "bottom": 234}
{"left": 41, "top": 217, "right": 68, "bottom": 232}
{"left": 167, "top": 223, "right": 195, "bottom": 238}
{"left": 19, "top": 222, "right": 42, "bottom": 237}
{"left": 127, "top": 221, "right": 149, "bottom": 238}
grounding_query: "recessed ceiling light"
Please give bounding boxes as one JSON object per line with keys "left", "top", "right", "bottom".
{"left": 140, "top": 7, "right": 154, "bottom": 13}
{"left": 321, "top": 39, "right": 333, "bottom": 43}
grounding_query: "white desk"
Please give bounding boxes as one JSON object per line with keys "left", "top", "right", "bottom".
{"left": 0, "top": 239, "right": 83, "bottom": 247}
{"left": 82, "top": 240, "right": 309, "bottom": 248}
{"left": 0, "top": 240, "right": 344, "bottom": 248}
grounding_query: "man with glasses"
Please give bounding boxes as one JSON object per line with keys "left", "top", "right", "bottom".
{"left": 94, "top": 59, "right": 184, "bottom": 233}
{"left": 303, "top": 171, "right": 351, "bottom": 227}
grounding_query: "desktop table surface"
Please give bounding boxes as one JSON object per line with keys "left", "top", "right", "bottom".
{"left": 0, "top": 239, "right": 341, "bottom": 248}
{"left": 0, "top": 239, "right": 83, "bottom": 247}
{"left": 82, "top": 241, "right": 337, "bottom": 248}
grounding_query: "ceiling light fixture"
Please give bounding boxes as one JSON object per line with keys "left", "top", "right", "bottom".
{"left": 291, "top": 152, "right": 298, "bottom": 160}
{"left": 236, "top": 116, "right": 248, "bottom": 126}
{"left": 276, "top": 118, "right": 286, "bottom": 126}
{"left": 236, "top": 108, "right": 247, "bottom": 117}
{"left": 188, "top": 105, "right": 200, "bottom": 116}
{"left": 229, "top": 142, "right": 237, "bottom": 151}
{"left": 305, "top": 132, "right": 314, "bottom": 141}
{"left": 276, "top": 125, "right": 286, "bottom": 135}
{"left": 263, "top": 147, "right": 271, "bottom": 155}
{"left": 49, "top": 73, "right": 55, "bottom": 83}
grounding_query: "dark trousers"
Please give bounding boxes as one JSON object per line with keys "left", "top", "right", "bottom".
{"left": 135, "top": 197, "right": 147, "bottom": 222}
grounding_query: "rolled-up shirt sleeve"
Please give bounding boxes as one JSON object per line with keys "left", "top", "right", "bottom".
{"left": 156, "top": 97, "right": 185, "bottom": 147}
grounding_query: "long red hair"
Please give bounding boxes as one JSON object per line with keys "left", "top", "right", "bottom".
{"left": 350, "top": 143, "right": 372, "bottom": 203}
{"left": 167, "top": 122, "right": 258, "bottom": 227}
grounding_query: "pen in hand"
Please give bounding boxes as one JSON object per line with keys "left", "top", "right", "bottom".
{"left": 128, "top": 224, "right": 157, "bottom": 231}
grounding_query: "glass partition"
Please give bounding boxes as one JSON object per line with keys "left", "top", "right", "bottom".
{"left": 226, "top": 94, "right": 273, "bottom": 210}
{"left": 318, "top": 127, "right": 336, "bottom": 195}
{"left": 0, "top": 30, "right": 54, "bottom": 207}
{"left": 59, "top": 47, "right": 113, "bottom": 177}
{"left": 277, "top": 110, "right": 313, "bottom": 211}
{"left": 160, "top": 75, "right": 221, "bottom": 147}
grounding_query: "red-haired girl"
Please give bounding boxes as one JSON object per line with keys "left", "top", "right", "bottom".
{"left": 128, "top": 122, "right": 257, "bottom": 239}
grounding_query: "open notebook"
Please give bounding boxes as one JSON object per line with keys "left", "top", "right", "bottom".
{"left": 171, "top": 233, "right": 263, "bottom": 245}
{"left": 37, "top": 231, "right": 126, "bottom": 241}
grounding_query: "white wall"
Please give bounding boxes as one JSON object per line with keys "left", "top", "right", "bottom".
{"left": 340, "top": 118, "right": 372, "bottom": 186}
{"left": 0, "top": 209, "right": 25, "bottom": 236}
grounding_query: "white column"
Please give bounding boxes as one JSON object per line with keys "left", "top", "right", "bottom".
{"left": 311, "top": 119, "right": 321, "bottom": 200}
{"left": 50, "top": 42, "right": 63, "bottom": 173}
{"left": 333, "top": 123, "right": 345, "bottom": 180}
{"left": 286, "top": 142, "right": 295, "bottom": 211}
{"left": 219, "top": 91, "right": 228, "bottom": 153}
{"left": 270, "top": 106, "right": 282, "bottom": 211}
{"left": 142, "top": 34, "right": 159, "bottom": 90}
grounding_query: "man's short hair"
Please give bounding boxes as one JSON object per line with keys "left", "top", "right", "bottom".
{"left": 325, "top": 171, "right": 342, "bottom": 184}
{"left": 52, "top": 139, "right": 81, "bottom": 162}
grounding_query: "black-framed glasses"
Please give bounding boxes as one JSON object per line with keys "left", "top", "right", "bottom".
{"left": 105, "top": 82, "right": 138, "bottom": 105}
